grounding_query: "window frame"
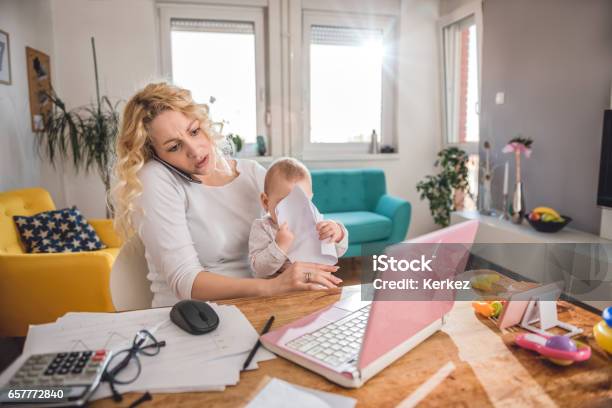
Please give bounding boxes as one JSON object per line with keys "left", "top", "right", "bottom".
{"left": 159, "top": 4, "right": 268, "bottom": 152}
{"left": 438, "top": 0, "right": 483, "bottom": 156}
{"left": 301, "top": 11, "right": 398, "bottom": 155}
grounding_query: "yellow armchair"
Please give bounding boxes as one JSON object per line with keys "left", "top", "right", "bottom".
{"left": 0, "top": 188, "right": 121, "bottom": 336}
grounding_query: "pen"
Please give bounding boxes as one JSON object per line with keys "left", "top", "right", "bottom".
{"left": 242, "top": 315, "right": 275, "bottom": 371}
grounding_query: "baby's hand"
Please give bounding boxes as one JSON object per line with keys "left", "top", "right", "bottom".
{"left": 316, "top": 221, "right": 344, "bottom": 243}
{"left": 275, "top": 222, "right": 295, "bottom": 253}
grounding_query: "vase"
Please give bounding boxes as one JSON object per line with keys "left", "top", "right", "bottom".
{"left": 256, "top": 135, "right": 267, "bottom": 156}
{"left": 511, "top": 181, "right": 525, "bottom": 224}
{"left": 479, "top": 175, "right": 493, "bottom": 215}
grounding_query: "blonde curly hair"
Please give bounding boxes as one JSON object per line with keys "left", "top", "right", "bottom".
{"left": 111, "top": 82, "right": 228, "bottom": 240}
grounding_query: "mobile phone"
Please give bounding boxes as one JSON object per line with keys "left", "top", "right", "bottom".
{"left": 151, "top": 154, "right": 202, "bottom": 184}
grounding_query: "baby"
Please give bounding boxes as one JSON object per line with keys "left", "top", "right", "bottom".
{"left": 249, "top": 158, "right": 348, "bottom": 278}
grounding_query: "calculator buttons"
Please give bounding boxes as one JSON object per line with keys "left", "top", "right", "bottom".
{"left": 2, "top": 349, "right": 111, "bottom": 407}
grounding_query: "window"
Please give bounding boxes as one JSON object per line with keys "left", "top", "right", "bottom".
{"left": 160, "top": 6, "right": 267, "bottom": 147}
{"left": 303, "top": 13, "right": 397, "bottom": 153}
{"left": 309, "top": 26, "right": 383, "bottom": 144}
{"left": 439, "top": 2, "right": 482, "bottom": 209}
{"left": 441, "top": 14, "right": 480, "bottom": 148}
{"left": 171, "top": 20, "right": 258, "bottom": 143}
{"left": 160, "top": 3, "right": 398, "bottom": 159}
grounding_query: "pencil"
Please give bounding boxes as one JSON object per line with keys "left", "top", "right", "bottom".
{"left": 242, "top": 315, "right": 275, "bottom": 371}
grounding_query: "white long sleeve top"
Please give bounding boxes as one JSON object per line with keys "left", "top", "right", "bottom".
{"left": 134, "top": 158, "right": 266, "bottom": 307}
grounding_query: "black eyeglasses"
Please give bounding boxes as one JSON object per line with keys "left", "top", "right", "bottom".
{"left": 103, "top": 330, "right": 166, "bottom": 402}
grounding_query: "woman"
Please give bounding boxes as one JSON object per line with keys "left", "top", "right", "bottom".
{"left": 112, "top": 82, "right": 341, "bottom": 307}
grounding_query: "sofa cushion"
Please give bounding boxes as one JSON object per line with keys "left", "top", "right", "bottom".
{"left": 312, "top": 169, "right": 386, "bottom": 213}
{"left": 99, "top": 247, "right": 120, "bottom": 260}
{"left": 325, "top": 211, "right": 392, "bottom": 244}
{"left": 13, "top": 207, "right": 106, "bottom": 253}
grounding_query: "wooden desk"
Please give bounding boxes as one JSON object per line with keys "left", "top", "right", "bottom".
{"left": 94, "top": 290, "right": 611, "bottom": 407}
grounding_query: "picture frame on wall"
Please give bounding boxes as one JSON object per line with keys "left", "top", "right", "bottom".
{"left": 0, "top": 29, "right": 11, "bottom": 85}
{"left": 26, "top": 46, "right": 52, "bottom": 131}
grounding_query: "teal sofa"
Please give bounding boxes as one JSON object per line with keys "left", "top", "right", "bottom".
{"left": 311, "top": 169, "right": 411, "bottom": 257}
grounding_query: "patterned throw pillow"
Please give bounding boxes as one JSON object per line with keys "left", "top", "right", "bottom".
{"left": 13, "top": 207, "right": 106, "bottom": 253}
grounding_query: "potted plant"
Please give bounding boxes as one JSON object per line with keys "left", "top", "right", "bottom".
{"left": 35, "top": 38, "right": 119, "bottom": 218}
{"left": 416, "top": 147, "right": 470, "bottom": 227}
{"left": 227, "top": 133, "right": 244, "bottom": 155}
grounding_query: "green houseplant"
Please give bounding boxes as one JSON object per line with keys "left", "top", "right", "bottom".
{"left": 228, "top": 133, "right": 244, "bottom": 154}
{"left": 35, "top": 38, "right": 119, "bottom": 217}
{"left": 416, "top": 147, "right": 470, "bottom": 227}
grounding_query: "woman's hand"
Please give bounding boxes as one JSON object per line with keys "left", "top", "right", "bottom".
{"left": 265, "top": 262, "right": 342, "bottom": 295}
{"left": 316, "top": 221, "right": 344, "bottom": 243}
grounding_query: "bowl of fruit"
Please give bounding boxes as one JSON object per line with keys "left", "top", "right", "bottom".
{"left": 526, "top": 207, "right": 572, "bottom": 233}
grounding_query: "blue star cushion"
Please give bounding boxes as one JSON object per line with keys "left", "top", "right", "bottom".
{"left": 13, "top": 207, "right": 106, "bottom": 253}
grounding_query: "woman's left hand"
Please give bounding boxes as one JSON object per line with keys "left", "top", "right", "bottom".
{"left": 316, "top": 221, "right": 343, "bottom": 243}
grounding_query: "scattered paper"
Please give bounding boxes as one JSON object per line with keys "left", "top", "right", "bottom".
{"left": 0, "top": 304, "right": 275, "bottom": 400}
{"left": 246, "top": 378, "right": 356, "bottom": 408}
{"left": 340, "top": 285, "right": 362, "bottom": 300}
{"left": 275, "top": 185, "right": 337, "bottom": 265}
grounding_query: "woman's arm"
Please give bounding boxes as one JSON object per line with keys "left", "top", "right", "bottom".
{"left": 136, "top": 163, "right": 209, "bottom": 300}
{"left": 191, "top": 271, "right": 270, "bottom": 300}
{"left": 191, "top": 261, "right": 343, "bottom": 301}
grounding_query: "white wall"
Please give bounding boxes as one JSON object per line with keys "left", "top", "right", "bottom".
{"left": 0, "top": 0, "right": 63, "bottom": 203}
{"left": 23, "top": 0, "right": 442, "bottom": 237}
{"left": 439, "top": 0, "right": 474, "bottom": 15}
{"left": 49, "top": 0, "right": 159, "bottom": 217}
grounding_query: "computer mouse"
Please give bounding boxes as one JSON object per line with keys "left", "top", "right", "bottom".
{"left": 170, "top": 300, "right": 220, "bottom": 335}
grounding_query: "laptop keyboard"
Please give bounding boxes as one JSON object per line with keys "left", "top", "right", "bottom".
{"left": 286, "top": 304, "right": 371, "bottom": 368}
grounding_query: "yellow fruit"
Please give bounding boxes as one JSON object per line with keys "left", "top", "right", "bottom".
{"left": 541, "top": 214, "right": 554, "bottom": 222}
{"left": 532, "top": 206, "right": 561, "bottom": 219}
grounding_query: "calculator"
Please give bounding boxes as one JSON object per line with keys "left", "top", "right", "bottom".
{"left": 0, "top": 349, "right": 112, "bottom": 407}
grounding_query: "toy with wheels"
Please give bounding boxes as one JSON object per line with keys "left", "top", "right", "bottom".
{"left": 514, "top": 333, "right": 591, "bottom": 366}
{"left": 593, "top": 306, "right": 612, "bottom": 354}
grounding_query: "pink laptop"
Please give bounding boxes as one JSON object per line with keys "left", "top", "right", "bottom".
{"left": 261, "top": 220, "right": 479, "bottom": 387}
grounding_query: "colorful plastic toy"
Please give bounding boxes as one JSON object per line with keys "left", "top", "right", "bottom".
{"left": 472, "top": 300, "right": 503, "bottom": 318}
{"left": 514, "top": 333, "right": 591, "bottom": 366}
{"left": 593, "top": 306, "right": 612, "bottom": 354}
{"left": 471, "top": 274, "right": 501, "bottom": 292}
